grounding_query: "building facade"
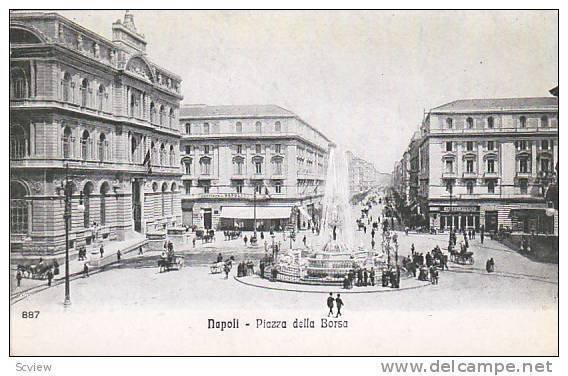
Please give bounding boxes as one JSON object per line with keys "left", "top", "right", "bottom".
{"left": 418, "top": 97, "right": 558, "bottom": 234}
{"left": 346, "top": 151, "right": 381, "bottom": 196}
{"left": 178, "top": 105, "right": 332, "bottom": 231}
{"left": 10, "top": 11, "right": 183, "bottom": 257}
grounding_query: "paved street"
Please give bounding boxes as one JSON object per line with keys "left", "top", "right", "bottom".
{"left": 10, "top": 201, "right": 558, "bottom": 356}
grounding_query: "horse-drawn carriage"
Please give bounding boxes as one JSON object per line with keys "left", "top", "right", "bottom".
{"left": 158, "top": 253, "right": 184, "bottom": 272}
{"left": 450, "top": 250, "right": 474, "bottom": 265}
{"left": 17, "top": 259, "right": 58, "bottom": 280}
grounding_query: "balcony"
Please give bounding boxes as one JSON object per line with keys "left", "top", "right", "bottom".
{"left": 483, "top": 171, "right": 500, "bottom": 178}
{"left": 516, "top": 171, "right": 532, "bottom": 179}
{"left": 442, "top": 171, "right": 457, "bottom": 179}
{"left": 462, "top": 171, "right": 478, "bottom": 179}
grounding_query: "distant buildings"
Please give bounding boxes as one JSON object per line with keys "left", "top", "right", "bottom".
{"left": 346, "top": 151, "right": 383, "bottom": 196}
{"left": 393, "top": 93, "right": 559, "bottom": 235}
{"left": 178, "top": 104, "right": 333, "bottom": 231}
{"left": 10, "top": 11, "right": 183, "bottom": 257}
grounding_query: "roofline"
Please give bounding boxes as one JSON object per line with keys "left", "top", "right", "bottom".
{"left": 430, "top": 97, "right": 558, "bottom": 114}
{"left": 179, "top": 104, "right": 333, "bottom": 144}
{"left": 10, "top": 11, "right": 182, "bottom": 82}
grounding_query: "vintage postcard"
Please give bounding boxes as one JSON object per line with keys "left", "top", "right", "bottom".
{"left": 9, "top": 9, "right": 558, "bottom": 356}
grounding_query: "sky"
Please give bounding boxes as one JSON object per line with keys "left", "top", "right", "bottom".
{"left": 59, "top": 10, "right": 558, "bottom": 172}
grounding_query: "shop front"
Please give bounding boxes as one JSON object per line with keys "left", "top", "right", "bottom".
{"left": 219, "top": 206, "right": 292, "bottom": 231}
{"left": 437, "top": 205, "right": 480, "bottom": 231}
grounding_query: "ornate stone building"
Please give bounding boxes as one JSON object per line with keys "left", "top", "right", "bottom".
{"left": 179, "top": 105, "right": 332, "bottom": 231}
{"left": 10, "top": 11, "right": 183, "bottom": 257}
{"left": 417, "top": 96, "right": 558, "bottom": 234}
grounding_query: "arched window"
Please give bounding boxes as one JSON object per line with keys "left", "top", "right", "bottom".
{"left": 203, "top": 122, "right": 210, "bottom": 134}
{"left": 83, "top": 182, "right": 94, "bottom": 228}
{"left": 81, "top": 130, "right": 91, "bottom": 160}
{"left": 10, "top": 181, "right": 29, "bottom": 234}
{"left": 275, "top": 121, "right": 282, "bottom": 132}
{"left": 519, "top": 116, "right": 527, "bottom": 128}
{"left": 169, "top": 108, "right": 175, "bottom": 127}
{"left": 80, "top": 78, "right": 89, "bottom": 107}
{"left": 97, "top": 84, "right": 105, "bottom": 111}
{"left": 233, "top": 156, "right": 244, "bottom": 175}
{"left": 98, "top": 133, "right": 107, "bottom": 162}
{"left": 272, "top": 157, "right": 283, "bottom": 175}
{"left": 487, "top": 116, "right": 494, "bottom": 129}
{"left": 160, "top": 143, "right": 166, "bottom": 165}
{"left": 10, "top": 125, "right": 29, "bottom": 159}
{"left": 466, "top": 117, "right": 474, "bottom": 129}
{"left": 169, "top": 145, "right": 175, "bottom": 166}
{"left": 150, "top": 102, "right": 156, "bottom": 123}
{"left": 63, "top": 126, "right": 73, "bottom": 159}
{"left": 100, "top": 182, "right": 109, "bottom": 225}
{"left": 62, "top": 72, "right": 72, "bottom": 102}
{"left": 446, "top": 118, "right": 453, "bottom": 129}
{"left": 255, "top": 121, "right": 262, "bottom": 133}
{"left": 161, "top": 183, "right": 168, "bottom": 216}
{"left": 235, "top": 121, "right": 242, "bottom": 133}
{"left": 171, "top": 182, "right": 177, "bottom": 215}
{"left": 541, "top": 116, "right": 549, "bottom": 128}
{"left": 159, "top": 105, "right": 166, "bottom": 125}
{"left": 185, "top": 122, "right": 191, "bottom": 134}
{"left": 10, "top": 68, "right": 28, "bottom": 99}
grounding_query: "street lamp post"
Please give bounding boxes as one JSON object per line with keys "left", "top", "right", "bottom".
{"left": 449, "top": 181, "right": 453, "bottom": 233}
{"left": 63, "top": 164, "right": 72, "bottom": 306}
{"left": 253, "top": 189, "right": 257, "bottom": 238}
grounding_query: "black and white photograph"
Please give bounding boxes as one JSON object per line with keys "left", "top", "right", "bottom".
{"left": 8, "top": 8, "right": 559, "bottom": 358}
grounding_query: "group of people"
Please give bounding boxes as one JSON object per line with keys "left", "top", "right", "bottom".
{"left": 236, "top": 260, "right": 255, "bottom": 277}
{"left": 326, "top": 293, "right": 344, "bottom": 317}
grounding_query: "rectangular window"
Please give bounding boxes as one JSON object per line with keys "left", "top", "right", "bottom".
{"left": 519, "top": 159, "right": 529, "bottom": 173}
{"left": 204, "top": 145, "right": 210, "bottom": 154}
{"left": 466, "top": 160, "right": 474, "bottom": 173}
{"left": 487, "top": 159, "right": 495, "bottom": 173}
{"left": 541, "top": 159, "right": 550, "bottom": 172}
{"left": 255, "top": 161, "right": 262, "bottom": 174}
{"left": 273, "top": 160, "right": 283, "bottom": 175}
{"left": 203, "top": 185, "right": 210, "bottom": 194}
{"left": 446, "top": 142, "right": 453, "bottom": 152}
{"left": 184, "top": 161, "right": 192, "bottom": 175}
{"left": 184, "top": 181, "right": 191, "bottom": 194}
{"left": 487, "top": 141, "right": 494, "bottom": 151}
{"left": 236, "top": 144, "right": 243, "bottom": 154}
{"left": 10, "top": 199, "right": 28, "bottom": 234}
{"left": 466, "top": 141, "right": 474, "bottom": 151}
{"left": 201, "top": 160, "right": 211, "bottom": 175}
{"left": 185, "top": 145, "right": 191, "bottom": 154}
{"left": 255, "top": 144, "right": 262, "bottom": 154}
{"left": 275, "top": 144, "right": 282, "bottom": 154}
{"left": 203, "top": 123, "right": 210, "bottom": 134}
{"left": 519, "top": 179, "right": 528, "bottom": 194}
{"left": 275, "top": 183, "right": 282, "bottom": 194}
{"left": 487, "top": 180, "right": 495, "bottom": 194}
{"left": 234, "top": 161, "right": 244, "bottom": 175}
{"left": 254, "top": 184, "right": 262, "bottom": 194}
{"left": 236, "top": 183, "right": 243, "bottom": 194}
{"left": 445, "top": 160, "right": 454, "bottom": 174}
{"left": 542, "top": 140, "right": 549, "bottom": 150}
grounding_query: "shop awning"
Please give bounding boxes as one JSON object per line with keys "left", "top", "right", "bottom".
{"left": 220, "top": 206, "right": 292, "bottom": 220}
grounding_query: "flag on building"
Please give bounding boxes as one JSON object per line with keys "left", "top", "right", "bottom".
{"left": 143, "top": 149, "right": 152, "bottom": 174}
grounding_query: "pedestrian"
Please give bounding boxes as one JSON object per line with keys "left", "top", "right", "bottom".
{"left": 411, "top": 243, "right": 415, "bottom": 255}
{"left": 244, "top": 235, "right": 248, "bottom": 246}
{"left": 16, "top": 270, "right": 22, "bottom": 287}
{"left": 138, "top": 246, "right": 144, "bottom": 255}
{"left": 327, "top": 293, "right": 335, "bottom": 317}
{"left": 303, "top": 235, "right": 307, "bottom": 247}
{"left": 99, "top": 244, "right": 104, "bottom": 258}
{"left": 117, "top": 249, "right": 122, "bottom": 262}
{"left": 224, "top": 263, "right": 230, "bottom": 279}
{"left": 335, "top": 294, "right": 344, "bottom": 318}
{"left": 371, "top": 239, "right": 375, "bottom": 250}
{"left": 260, "top": 231, "right": 264, "bottom": 240}
{"left": 83, "top": 262, "right": 89, "bottom": 277}
{"left": 371, "top": 229, "right": 375, "bottom": 239}
{"left": 486, "top": 258, "right": 495, "bottom": 273}
{"left": 369, "top": 267, "right": 375, "bottom": 286}
{"left": 192, "top": 237, "right": 196, "bottom": 248}
{"left": 472, "top": 229, "right": 476, "bottom": 239}
{"left": 217, "top": 253, "right": 223, "bottom": 263}
{"left": 363, "top": 226, "right": 367, "bottom": 234}
{"left": 47, "top": 269, "right": 53, "bottom": 287}
{"left": 363, "top": 269, "right": 369, "bottom": 286}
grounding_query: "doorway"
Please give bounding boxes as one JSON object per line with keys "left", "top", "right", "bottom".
{"left": 203, "top": 208, "right": 212, "bottom": 229}
{"left": 132, "top": 180, "right": 142, "bottom": 233}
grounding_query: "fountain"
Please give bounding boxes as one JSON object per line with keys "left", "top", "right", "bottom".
{"left": 274, "top": 148, "right": 382, "bottom": 285}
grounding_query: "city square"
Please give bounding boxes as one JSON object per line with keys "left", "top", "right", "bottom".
{"left": 9, "top": 10, "right": 558, "bottom": 357}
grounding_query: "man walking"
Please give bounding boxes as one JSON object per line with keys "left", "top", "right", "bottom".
{"left": 99, "top": 244, "right": 104, "bottom": 258}
{"left": 83, "top": 262, "right": 89, "bottom": 277}
{"left": 117, "top": 249, "right": 122, "bottom": 262}
{"left": 327, "top": 293, "right": 335, "bottom": 317}
{"left": 47, "top": 269, "right": 53, "bottom": 287}
{"left": 16, "top": 270, "right": 22, "bottom": 287}
{"left": 335, "top": 294, "right": 344, "bottom": 317}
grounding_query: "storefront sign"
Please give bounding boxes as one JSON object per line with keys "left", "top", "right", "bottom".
{"left": 440, "top": 206, "right": 479, "bottom": 213}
